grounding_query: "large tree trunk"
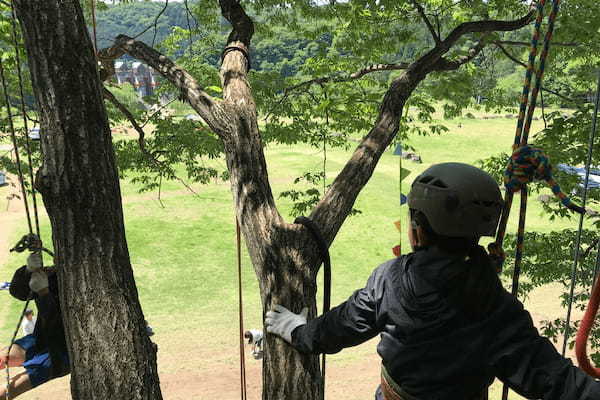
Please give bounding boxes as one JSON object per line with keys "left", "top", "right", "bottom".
{"left": 13, "top": 1, "right": 162, "bottom": 399}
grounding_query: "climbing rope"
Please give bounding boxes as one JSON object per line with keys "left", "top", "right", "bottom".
{"left": 573, "top": 69, "right": 600, "bottom": 374}
{"left": 496, "top": 1, "right": 562, "bottom": 399}
{"left": 504, "top": 145, "right": 586, "bottom": 214}
{"left": 1, "top": 4, "right": 49, "bottom": 398}
{"left": 294, "top": 216, "right": 331, "bottom": 398}
{"left": 235, "top": 219, "right": 247, "bottom": 400}
{"left": 9, "top": 2, "right": 41, "bottom": 239}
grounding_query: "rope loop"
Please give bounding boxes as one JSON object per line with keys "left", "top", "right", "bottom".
{"left": 221, "top": 45, "right": 251, "bottom": 72}
{"left": 9, "top": 233, "right": 54, "bottom": 256}
{"left": 504, "top": 145, "right": 586, "bottom": 214}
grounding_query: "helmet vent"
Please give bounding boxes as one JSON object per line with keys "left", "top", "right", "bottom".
{"left": 418, "top": 175, "right": 448, "bottom": 188}
{"left": 419, "top": 175, "right": 434, "bottom": 184}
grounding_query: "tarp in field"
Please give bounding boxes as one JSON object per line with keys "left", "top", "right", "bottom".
{"left": 556, "top": 164, "right": 600, "bottom": 190}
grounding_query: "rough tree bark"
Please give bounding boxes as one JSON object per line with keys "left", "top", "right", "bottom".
{"left": 13, "top": 1, "right": 162, "bottom": 399}
{"left": 95, "top": 2, "right": 534, "bottom": 399}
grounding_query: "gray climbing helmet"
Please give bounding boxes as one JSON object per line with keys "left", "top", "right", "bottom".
{"left": 407, "top": 163, "right": 503, "bottom": 238}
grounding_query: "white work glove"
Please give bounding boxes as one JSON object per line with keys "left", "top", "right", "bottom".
{"left": 26, "top": 252, "right": 43, "bottom": 272}
{"left": 265, "top": 305, "right": 308, "bottom": 344}
{"left": 29, "top": 270, "right": 49, "bottom": 294}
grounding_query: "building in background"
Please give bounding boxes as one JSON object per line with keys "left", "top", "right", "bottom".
{"left": 114, "top": 60, "right": 160, "bottom": 97}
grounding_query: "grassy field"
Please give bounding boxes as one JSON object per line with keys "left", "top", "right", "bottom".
{"left": 0, "top": 111, "right": 591, "bottom": 399}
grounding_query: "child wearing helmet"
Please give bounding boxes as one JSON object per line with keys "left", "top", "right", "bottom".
{"left": 266, "top": 163, "right": 600, "bottom": 400}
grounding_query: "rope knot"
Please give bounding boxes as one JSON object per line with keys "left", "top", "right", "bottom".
{"left": 504, "top": 145, "right": 586, "bottom": 214}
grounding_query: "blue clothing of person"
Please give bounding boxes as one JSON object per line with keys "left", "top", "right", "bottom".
{"left": 10, "top": 266, "right": 70, "bottom": 382}
{"left": 13, "top": 334, "right": 69, "bottom": 388}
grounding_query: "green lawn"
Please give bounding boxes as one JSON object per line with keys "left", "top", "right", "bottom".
{"left": 0, "top": 111, "right": 588, "bottom": 399}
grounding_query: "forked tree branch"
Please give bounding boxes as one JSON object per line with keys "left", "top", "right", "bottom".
{"left": 413, "top": 11, "right": 534, "bottom": 72}
{"left": 310, "top": 10, "right": 535, "bottom": 246}
{"left": 434, "top": 37, "right": 489, "bottom": 71}
{"left": 98, "top": 35, "right": 229, "bottom": 137}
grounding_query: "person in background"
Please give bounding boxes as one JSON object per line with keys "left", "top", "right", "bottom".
{"left": 0, "top": 251, "right": 69, "bottom": 400}
{"left": 20, "top": 309, "right": 37, "bottom": 336}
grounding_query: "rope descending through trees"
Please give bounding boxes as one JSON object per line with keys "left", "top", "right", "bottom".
{"left": 573, "top": 69, "right": 600, "bottom": 377}
{"left": 1, "top": 3, "right": 49, "bottom": 398}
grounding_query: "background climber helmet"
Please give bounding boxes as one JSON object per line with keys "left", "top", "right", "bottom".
{"left": 407, "top": 162, "right": 503, "bottom": 238}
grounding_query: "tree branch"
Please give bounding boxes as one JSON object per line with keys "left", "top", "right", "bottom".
{"left": 433, "top": 37, "right": 489, "bottom": 71}
{"left": 102, "top": 86, "right": 199, "bottom": 195}
{"left": 410, "top": 11, "right": 534, "bottom": 74}
{"left": 497, "top": 40, "right": 579, "bottom": 47}
{"left": 309, "top": 11, "right": 534, "bottom": 247}
{"left": 218, "top": 0, "right": 255, "bottom": 105}
{"left": 97, "top": 35, "right": 229, "bottom": 137}
{"left": 444, "top": 12, "right": 535, "bottom": 48}
{"left": 219, "top": 0, "right": 254, "bottom": 46}
{"left": 494, "top": 41, "right": 527, "bottom": 68}
{"left": 540, "top": 87, "right": 578, "bottom": 104}
{"left": 410, "top": 0, "right": 441, "bottom": 44}
{"left": 494, "top": 43, "right": 578, "bottom": 103}
{"left": 131, "top": 0, "right": 169, "bottom": 47}
{"left": 264, "top": 62, "right": 411, "bottom": 121}
{"left": 282, "top": 62, "right": 411, "bottom": 95}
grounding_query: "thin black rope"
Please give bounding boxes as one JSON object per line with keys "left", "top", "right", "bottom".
{"left": 562, "top": 69, "right": 600, "bottom": 355}
{"left": 293, "top": 216, "right": 330, "bottom": 399}
{"left": 236, "top": 219, "right": 247, "bottom": 400}
{"left": 0, "top": 45, "right": 32, "bottom": 234}
{"left": 5, "top": 297, "right": 32, "bottom": 400}
{"left": 2, "top": 7, "right": 49, "bottom": 398}
{"left": 9, "top": 2, "right": 41, "bottom": 239}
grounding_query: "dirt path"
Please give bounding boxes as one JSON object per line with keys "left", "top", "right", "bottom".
{"left": 11, "top": 346, "right": 383, "bottom": 400}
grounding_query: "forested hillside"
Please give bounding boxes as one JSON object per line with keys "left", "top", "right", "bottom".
{"left": 95, "top": 1, "right": 194, "bottom": 51}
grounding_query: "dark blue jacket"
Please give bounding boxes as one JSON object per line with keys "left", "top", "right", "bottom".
{"left": 291, "top": 247, "right": 600, "bottom": 400}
